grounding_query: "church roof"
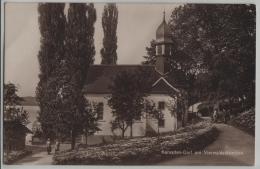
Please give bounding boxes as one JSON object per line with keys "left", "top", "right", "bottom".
{"left": 156, "top": 12, "right": 173, "bottom": 44}
{"left": 83, "top": 65, "right": 179, "bottom": 95}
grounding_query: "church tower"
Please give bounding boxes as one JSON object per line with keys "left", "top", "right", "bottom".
{"left": 155, "top": 11, "right": 173, "bottom": 75}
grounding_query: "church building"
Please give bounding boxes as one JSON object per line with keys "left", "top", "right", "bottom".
{"left": 84, "top": 13, "right": 180, "bottom": 137}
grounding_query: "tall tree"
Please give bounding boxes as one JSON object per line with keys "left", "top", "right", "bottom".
{"left": 36, "top": 3, "right": 66, "bottom": 140}
{"left": 108, "top": 68, "right": 153, "bottom": 138}
{"left": 100, "top": 3, "right": 118, "bottom": 64}
{"left": 4, "top": 83, "right": 29, "bottom": 153}
{"left": 60, "top": 3, "right": 97, "bottom": 149}
{"left": 142, "top": 40, "right": 156, "bottom": 65}
{"left": 143, "top": 4, "right": 255, "bottom": 115}
{"left": 169, "top": 4, "right": 255, "bottom": 108}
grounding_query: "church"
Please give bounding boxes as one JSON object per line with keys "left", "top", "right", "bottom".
{"left": 84, "top": 13, "right": 181, "bottom": 137}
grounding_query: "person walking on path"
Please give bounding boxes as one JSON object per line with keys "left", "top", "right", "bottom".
{"left": 46, "top": 138, "right": 51, "bottom": 155}
{"left": 212, "top": 109, "right": 218, "bottom": 123}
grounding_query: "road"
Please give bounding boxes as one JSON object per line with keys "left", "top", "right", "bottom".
{"left": 159, "top": 123, "right": 255, "bottom": 166}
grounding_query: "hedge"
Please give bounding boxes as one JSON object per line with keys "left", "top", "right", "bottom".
{"left": 231, "top": 108, "right": 255, "bottom": 136}
{"left": 53, "top": 122, "right": 219, "bottom": 165}
{"left": 4, "top": 150, "right": 32, "bottom": 164}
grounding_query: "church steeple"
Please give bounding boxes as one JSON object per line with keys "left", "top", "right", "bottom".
{"left": 163, "top": 10, "right": 166, "bottom": 22}
{"left": 155, "top": 11, "right": 173, "bottom": 75}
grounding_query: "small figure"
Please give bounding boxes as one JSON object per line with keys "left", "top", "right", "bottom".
{"left": 46, "top": 138, "right": 51, "bottom": 155}
{"left": 212, "top": 109, "right": 218, "bottom": 123}
{"left": 55, "top": 139, "right": 60, "bottom": 154}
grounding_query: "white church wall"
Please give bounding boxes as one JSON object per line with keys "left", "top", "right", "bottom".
{"left": 85, "top": 94, "right": 113, "bottom": 136}
{"left": 112, "top": 119, "right": 146, "bottom": 137}
{"left": 85, "top": 94, "right": 146, "bottom": 137}
{"left": 85, "top": 93, "right": 178, "bottom": 137}
{"left": 146, "top": 94, "right": 178, "bottom": 133}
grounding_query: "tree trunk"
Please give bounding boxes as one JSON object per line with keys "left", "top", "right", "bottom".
{"left": 130, "top": 121, "right": 133, "bottom": 138}
{"left": 121, "top": 123, "right": 125, "bottom": 139}
{"left": 157, "top": 120, "right": 160, "bottom": 139}
{"left": 85, "top": 132, "right": 88, "bottom": 145}
{"left": 121, "top": 129, "right": 125, "bottom": 139}
{"left": 71, "top": 129, "right": 76, "bottom": 150}
{"left": 183, "top": 103, "right": 188, "bottom": 127}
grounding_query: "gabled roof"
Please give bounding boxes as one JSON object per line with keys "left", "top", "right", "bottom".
{"left": 152, "top": 77, "right": 180, "bottom": 93}
{"left": 84, "top": 65, "right": 180, "bottom": 95}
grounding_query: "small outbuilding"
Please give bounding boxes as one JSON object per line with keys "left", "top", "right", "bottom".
{"left": 4, "top": 120, "right": 32, "bottom": 151}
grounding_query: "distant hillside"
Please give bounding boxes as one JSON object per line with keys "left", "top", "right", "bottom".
{"left": 21, "top": 96, "right": 38, "bottom": 106}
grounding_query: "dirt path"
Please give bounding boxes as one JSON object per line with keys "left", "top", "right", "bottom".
{"left": 14, "top": 151, "right": 53, "bottom": 165}
{"left": 159, "top": 123, "right": 255, "bottom": 166}
{"left": 13, "top": 145, "right": 53, "bottom": 165}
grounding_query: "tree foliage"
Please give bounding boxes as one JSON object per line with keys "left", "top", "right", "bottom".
{"left": 36, "top": 3, "right": 66, "bottom": 140}
{"left": 100, "top": 3, "right": 118, "bottom": 64}
{"left": 59, "top": 3, "right": 97, "bottom": 149}
{"left": 4, "top": 83, "right": 29, "bottom": 152}
{"left": 169, "top": 4, "right": 255, "bottom": 106}
{"left": 4, "top": 83, "right": 29, "bottom": 124}
{"left": 108, "top": 68, "right": 153, "bottom": 138}
{"left": 142, "top": 40, "right": 156, "bottom": 65}
{"left": 36, "top": 3, "right": 97, "bottom": 148}
{"left": 81, "top": 100, "right": 100, "bottom": 144}
{"left": 143, "top": 4, "right": 256, "bottom": 111}
{"left": 145, "top": 100, "right": 163, "bottom": 137}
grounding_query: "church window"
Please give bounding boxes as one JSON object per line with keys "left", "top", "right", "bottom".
{"left": 97, "top": 102, "right": 104, "bottom": 120}
{"left": 158, "top": 101, "right": 165, "bottom": 110}
{"left": 158, "top": 118, "right": 165, "bottom": 127}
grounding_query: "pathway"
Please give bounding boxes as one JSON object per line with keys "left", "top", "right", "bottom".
{"left": 14, "top": 145, "right": 55, "bottom": 165}
{"left": 158, "top": 123, "right": 255, "bottom": 166}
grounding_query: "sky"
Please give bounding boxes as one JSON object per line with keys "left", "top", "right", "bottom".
{"left": 4, "top": 3, "right": 180, "bottom": 96}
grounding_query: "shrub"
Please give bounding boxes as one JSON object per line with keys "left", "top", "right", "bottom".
{"left": 3, "top": 150, "right": 32, "bottom": 164}
{"left": 230, "top": 108, "right": 255, "bottom": 136}
{"left": 53, "top": 122, "right": 219, "bottom": 165}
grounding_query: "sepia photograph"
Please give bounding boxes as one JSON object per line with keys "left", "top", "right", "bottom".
{"left": 1, "top": 1, "right": 256, "bottom": 166}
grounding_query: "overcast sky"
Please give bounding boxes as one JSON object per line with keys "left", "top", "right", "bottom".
{"left": 4, "top": 3, "right": 180, "bottom": 96}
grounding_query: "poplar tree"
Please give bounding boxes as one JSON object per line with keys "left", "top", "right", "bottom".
{"left": 100, "top": 3, "right": 118, "bottom": 64}
{"left": 61, "top": 3, "right": 97, "bottom": 149}
{"left": 36, "top": 3, "right": 66, "bottom": 140}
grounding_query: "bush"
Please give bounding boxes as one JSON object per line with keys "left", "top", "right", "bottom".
{"left": 3, "top": 150, "right": 32, "bottom": 164}
{"left": 230, "top": 108, "right": 255, "bottom": 136}
{"left": 53, "top": 122, "right": 219, "bottom": 165}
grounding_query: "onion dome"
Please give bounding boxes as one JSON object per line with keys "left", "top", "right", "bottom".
{"left": 156, "top": 11, "right": 173, "bottom": 44}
